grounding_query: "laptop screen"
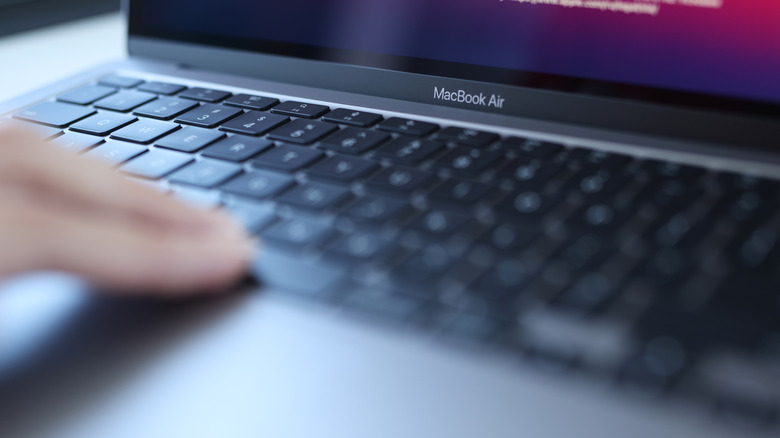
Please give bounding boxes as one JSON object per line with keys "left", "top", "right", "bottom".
{"left": 129, "top": 1, "right": 780, "bottom": 111}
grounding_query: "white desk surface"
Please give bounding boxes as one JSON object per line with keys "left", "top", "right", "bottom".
{"left": 0, "top": 13, "right": 125, "bottom": 103}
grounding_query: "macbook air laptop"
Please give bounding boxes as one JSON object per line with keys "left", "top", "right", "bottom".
{"left": 1, "top": 1, "right": 779, "bottom": 437}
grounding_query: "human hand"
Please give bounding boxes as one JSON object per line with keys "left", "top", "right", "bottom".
{"left": 0, "top": 127, "right": 254, "bottom": 295}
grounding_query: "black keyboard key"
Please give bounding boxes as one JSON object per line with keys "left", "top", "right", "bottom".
{"left": 343, "top": 196, "right": 409, "bottom": 224}
{"left": 434, "top": 127, "right": 498, "bottom": 147}
{"left": 84, "top": 140, "right": 146, "bottom": 166}
{"left": 119, "top": 149, "right": 193, "bottom": 179}
{"left": 70, "top": 112, "right": 137, "bottom": 136}
{"left": 168, "top": 159, "right": 242, "bottom": 188}
{"left": 277, "top": 182, "right": 350, "bottom": 210}
{"left": 98, "top": 75, "right": 144, "bottom": 89}
{"left": 322, "top": 109, "right": 382, "bottom": 127}
{"left": 637, "top": 179, "right": 701, "bottom": 209}
{"left": 569, "top": 203, "right": 631, "bottom": 232}
{"left": 319, "top": 128, "right": 389, "bottom": 154}
{"left": 252, "top": 144, "right": 323, "bottom": 172}
{"left": 50, "top": 131, "right": 103, "bottom": 153}
{"left": 220, "top": 111, "right": 288, "bottom": 136}
{"left": 718, "top": 172, "right": 778, "bottom": 193}
{"left": 569, "top": 148, "right": 632, "bottom": 170}
{"left": 221, "top": 170, "right": 294, "bottom": 199}
{"left": 261, "top": 218, "right": 333, "bottom": 248}
{"left": 156, "top": 126, "right": 224, "bottom": 152}
{"left": 479, "top": 223, "right": 537, "bottom": 253}
{"left": 495, "top": 190, "right": 558, "bottom": 219}
{"left": 94, "top": 91, "right": 156, "bottom": 112}
{"left": 201, "top": 136, "right": 273, "bottom": 162}
{"left": 377, "top": 117, "right": 438, "bottom": 136}
{"left": 137, "top": 81, "right": 186, "bottom": 95}
{"left": 327, "top": 232, "right": 392, "bottom": 261}
{"left": 394, "top": 245, "right": 456, "bottom": 288}
{"left": 428, "top": 179, "right": 492, "bottom": 205}
{"left": 57, "top": 85, "right": 116, "bottom": 105}
{"left": 270, "top": 101, "right": 329, "bottom": 118}
{"left": 365, "top": 166, "right": 435, "bottom": 195}
{"left": 14, "top": 102, "right": 96, "bottom": 128}
{"left": 179, "top": 87, "right": 231, "bottom": 103}
{"left": 409, "top": 210, "right": 469, "bottom": 236}
{"left": 175, "top": 104, "right": 242, "bottom": 128}
{"left": 251, "top": 251, "right": 345, "bottom": 295}
{"left": 223, "top": 199, "right": 276, "bottom": 234}
{"left": 307, "top": 155, "right": 378, "bottom": 183}
{"left": 223, "top": 94, "right": 279, "bottom": 111}
{"left": 133, "top": 98, "right": 199, "bottom": 120}
{"left": 555, "top": 272, "right": 615, "bottom": 314}
{"left": 500, "top": 159, "right": 566, "bottom": 186}
{"left": 375, "top": 137, "right": 444, "bottom": 164}
{"left": 642, "top": 160, "right": 706, "bottom": 181}
{"left": 433, "top": 147, "right": 502, "bottom": 175}
{"left": 267, "top": 119, "right": 338, "bottom": 144}
{"left": 501, "top": 138, "right": 564, "bottom": 159}
{"left": 565, "top": 169, "right": 630, "bottom": 198}
{"left": 110, "top": 119, "right": 179, "bottom": 143}
{"left": 473, "top": 258, "right": 530, "bottom": 298}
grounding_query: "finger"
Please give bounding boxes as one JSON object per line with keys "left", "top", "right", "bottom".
{"left": 0, "top": 196, "right": 255, "bottom": 295}
{"left": 0, "top": 127, "right": 232, "bottom": 233}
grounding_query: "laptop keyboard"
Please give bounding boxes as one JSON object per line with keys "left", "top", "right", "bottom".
{"left": 8, "top": 76, "right": 780, "bottom": 430}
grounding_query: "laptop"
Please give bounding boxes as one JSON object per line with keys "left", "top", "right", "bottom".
{"left": 1, "top": 1, "right": 779, "bottom": 437}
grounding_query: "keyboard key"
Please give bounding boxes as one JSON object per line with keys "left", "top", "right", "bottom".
{"left": 394, "top": 245, "right": 455, "bottom": 288}
{"left": 428, "top": 179, "right": 492, "bottom": 205}
{"left": 138, "top": 81, "right": 186, "bottom": 95}
{"left": 433, "top": 147, "right": 502, "bottom": 175}
{"left": 156, "top": 126, "right": 225, "bottom": 152}
{"left": 84, "top": 140, "right": 146, "bottom": 166}
{"left": 343, "top": 196, "right": 409, "bottom": 224}
{"left": 270, "top": 101, "right": 329, "bottom": 118}
{"left": 110, "top": 119, "right": 179, "bottom": 143}
{"left": 479, "top": 223, "right": 537, "bottom": 253}
{"left": 70, "top": 112, "right": 137, "bottom": 136}
{"left": 252, "top": 144, "right": 323, "bottom": 172}
{"left": 434, "top": 127, "right": 498, "bottom": 147}
{"left": 57, "top": 85, "right": 116, "bottom": 105}
{"left": 179, "top": 87, "right": 231, "bottom": 102}
{"left": 277, "top": 182, "right": 350, "bottom": 210}
{"left": 409, "top": 210, "right": 469, "bottom": 236}
{"left": 50, "top": 131, "right": 103, "bottom": 153}
{"left": 564, "top": 169, "right": 630, "bottom": 198}
{"left": 223, "top": 94, "right": 279, "bottom": 111}
{"left": 98, "top": 75, "right": 143, "bottom": 89}
{"left": 501, "top": 138, "right": 564, "bottom": 159}
{"left": 201, "top": 136, "right": 272, "bottom": 162}
{"left": 175, "top": 104, "right": 242, "bottom": 128}
{"left": 569, "top": 148, "right": 632, "bottom": 170}
{"left": 642, "top": 160, "right": 706, "bottom": 181}
{"left": 94, "top": 91, "right": 156, "bottom": 112}
{"left": 261, "top": 218, "right": 333, "bottom": 248}
{"left": 267, "top": 119, "right": 337, "bottom": 144}
{"left": 377, "top": 117, "right": 438, "bottom": 136}
{"left": 119, "top": 149, "right": 193, "bottom": 179}
{"left": 375, "top": 137, "right": 444, "bottom": 164}
{"left": 251, "top": 251, "right": 345, "bottom": 295}
{"left": 220, "top": 111, "right": 288, "bottom": 136}
{"left": 14, "top": 102, "right": 96, "bottom": 128}
{"left": 221, "top": 170, "right": 294, "bottom": 199}
{"left": 327, "top": 232, "right": 392, "bottom": 261}
{"left": 224, "top": 199, "right": 276, "bottom": 234}
{"left": 365, "top": 166, "right": 435, "bottom": 195}
{"left": 319, "top": 127, "right": 389, "bottom": 154}
{"left": 307, "top": 155, "right": 378, "bottom": 183}
{"left": 133, "top": 97, "right": 199, "bottom": 120}
{"left": 495, "top": 190, "right": 557, "bottom": 219}
{"left": 168, "top": 159, "right": 242, "bottom": 188}
{"left": 569, "top": 203, "right": 631, "bottom": 231}
{"left": 322, "top": 108, "right": 382, "bottom": 127}
{"left": 499, "top": 159, "right": 565, "bottom": 185}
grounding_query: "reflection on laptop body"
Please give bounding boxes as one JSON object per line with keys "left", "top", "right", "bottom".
{"left": 1, "top": 1, "right": 779, "bottom": 437}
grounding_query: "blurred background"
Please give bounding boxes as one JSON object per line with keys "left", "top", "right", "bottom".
{"left": 0, "top": 0, "right": 123, "bottom": 102}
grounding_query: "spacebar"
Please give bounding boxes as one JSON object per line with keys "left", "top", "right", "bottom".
{"left": 251, "top": 251, "right": 346, "bottom": 295}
